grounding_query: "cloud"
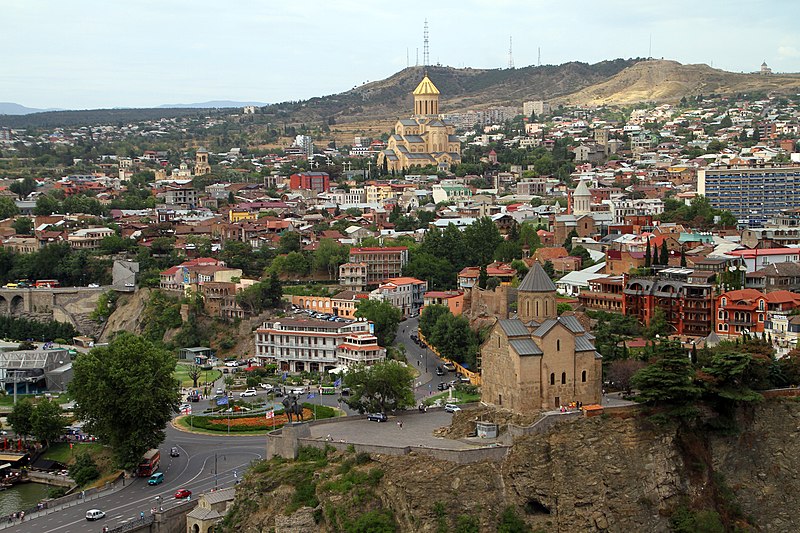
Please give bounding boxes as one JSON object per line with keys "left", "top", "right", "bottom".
{"left": 778, "top": 46, "right": 800, "bottom": 58}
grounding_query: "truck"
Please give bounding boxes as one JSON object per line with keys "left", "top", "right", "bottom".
{"left": 138, "top": 449, "right": 160, "bottom": 477}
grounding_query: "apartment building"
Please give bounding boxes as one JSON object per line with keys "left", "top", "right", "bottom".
{"left": 369, "top": 277, "right": 427, "bottom": 317}
{"left": 67, "top": 227, "right": 115, "bottom": 250}
{"left": 289, "top": 172, "right": 330, "bottom": 193}
{"left": 254, "top": 318, "right": 385, "bottom": 373}
{"left": 698, "top": 166, "right": 800, "bottom": 226}
{"left": 163, "top": 185, "right": 198, "bottom": 206}
{"left": 422, "top": 290, "right": 464, "bottom": 316}
{"left": 623, "top": 268, "right": 715, "bottom": 337}
{"left": 347, "top": 247, "right": 408, "bottom": 285}
{"left": 338, "top": 262, "right": 368, "bottom": 291}
{"left": 577, "top": 276, "right": 624, "bottom": 312}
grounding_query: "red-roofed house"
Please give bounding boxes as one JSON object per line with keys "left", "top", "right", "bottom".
{"left": 369, "top": 277, "right": 428, "bottom": 317}
{"left": 423, "top": 290, "right": 464, "bottom": 316}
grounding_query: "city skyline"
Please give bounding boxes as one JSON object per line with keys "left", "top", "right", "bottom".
{"left": 4, "top": 0, "right": 800, "bottom": 110}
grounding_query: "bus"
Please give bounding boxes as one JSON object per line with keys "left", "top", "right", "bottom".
{"left": 320, "top": 386, "right": 336, "bottom": 395}
{"left": 34, "top": 280, "right": 60, "bottom": 288}
{"left": 137, "top": 449, "right": 161, "bottom": 477}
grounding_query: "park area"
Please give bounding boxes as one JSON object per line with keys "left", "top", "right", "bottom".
{"left": 173, "top": 362, "right": 221, "bottom": 388}
{"left": 178, "top": 403, "right": 338, "bottom": 434}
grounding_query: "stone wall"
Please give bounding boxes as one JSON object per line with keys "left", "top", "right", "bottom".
{"left": 464, "top": 286, "right": 516, "bottom": 321}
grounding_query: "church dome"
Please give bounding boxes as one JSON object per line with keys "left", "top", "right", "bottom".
{"left": 413, "top": 75, "right": 440, "bottom": 96}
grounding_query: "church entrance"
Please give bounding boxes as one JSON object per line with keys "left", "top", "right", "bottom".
{"left": 554, "top": 396, "right": 560, "bottom": 408}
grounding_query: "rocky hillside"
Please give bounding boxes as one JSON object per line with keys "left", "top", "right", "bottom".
{"left": 558, "top": 59, "right": 800, "bottom": 106}
{"left": 223, "top": 399, "right": 800, "bottom": 532}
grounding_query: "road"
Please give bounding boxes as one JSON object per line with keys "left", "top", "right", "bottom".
{"left": 2, "top": 423, "right": 265, "bottom": 533}
{"left": 395, "top": 317, "right": 455, "bottom": 402}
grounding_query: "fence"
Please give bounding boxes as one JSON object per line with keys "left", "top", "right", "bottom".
{"left": 417, "top": 331, "right": 482, "bottom": 386}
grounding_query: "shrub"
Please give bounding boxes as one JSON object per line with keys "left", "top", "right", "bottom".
{"left": 68, "top": 452, "right": 100, "bottom": 487}
{"left": 498, "top": 506, "right": 530, "bottom": 533}
{"left": 346, "top": 509, "right": 397, "bottom": 533}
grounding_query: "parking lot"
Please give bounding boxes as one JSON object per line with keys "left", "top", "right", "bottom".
{"left": 308, "top": 409, "right": 479, "bottom": 450}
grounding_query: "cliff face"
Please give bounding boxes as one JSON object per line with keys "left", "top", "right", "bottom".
{"left": 225, "top": 400, "right": 800, "bottom": 532}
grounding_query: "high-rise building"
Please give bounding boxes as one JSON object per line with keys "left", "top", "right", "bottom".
{"left": 698, "top": 166, "right": 800, "bottom": 226}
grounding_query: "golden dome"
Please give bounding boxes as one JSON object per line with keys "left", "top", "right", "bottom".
{"left": 412, "top": 75, "right": 440, "bottom": 96}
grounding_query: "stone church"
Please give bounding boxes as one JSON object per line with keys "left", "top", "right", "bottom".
{"left": 378, "top": 73, "right": 461, "bottom": 172}
{"left": 480, "top": 263, "right": 602, "bottom": 413}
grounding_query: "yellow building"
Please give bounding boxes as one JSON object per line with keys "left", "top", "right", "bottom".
{"left": 228, "top": 209, "right": 257, "bottom": 223}
{"left": 378, "top": 74, "right": 461, "bottom": 173}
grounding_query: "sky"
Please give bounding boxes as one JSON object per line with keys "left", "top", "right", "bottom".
{"left": 4, "top": 0, "right": 800, "bottom": 109}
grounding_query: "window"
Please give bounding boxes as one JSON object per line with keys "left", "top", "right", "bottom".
{"left": 556, "top": 339, "right": 561, "bottom": 351}
{"left": 721, "top": 297, "right": 727, "bottom": 307}
{"left": 550, "top": 373, "right": 555, "bottom": 385}
{"left": 561, "top": 372, "right": 566, "bottom": 384}
{"left": 582, "top": 370, "right": 587, "bottom": 383}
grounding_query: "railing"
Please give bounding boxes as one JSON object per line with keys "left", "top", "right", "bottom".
{"left": 108, "top": 515, "right": 154, "bottom": 533}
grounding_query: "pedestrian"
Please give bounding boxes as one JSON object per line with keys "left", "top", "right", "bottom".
{"left": 20, "top": 511, "right": 24, "bottom": 522}
{"left": 140, "top": 511, "right": 145, "bottom": 521}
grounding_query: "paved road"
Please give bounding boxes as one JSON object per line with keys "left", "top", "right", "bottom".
{"left": 2, "top": 421, "right": 265, "bottom": 533}
{"left": 395, "top": 317, "right": 455, "bottom": 402}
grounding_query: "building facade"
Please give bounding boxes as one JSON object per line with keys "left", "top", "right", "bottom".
{"left": 378, "top": 74, "right": 461, "bottom": 172}
{"left": 254, "top": 318, "right": 385, "bottom": 373}
{"left": 347, "top": 247, "right": 408, "bottom": 285}
{"left": 480, "top": 264, "right": 602, "bottom": 413}
{"left": 698, "top": 166, "right": 800, "bottom": 226}
{"left": 289, "top": 172, "right": 330, "bottom": 193}
{"left": 369, "top": 277, "right": 427, "bottom": 317}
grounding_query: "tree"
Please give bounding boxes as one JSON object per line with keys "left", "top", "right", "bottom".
{"left": 607, "top": 359, "right": 647, "bottom": 394}
{"left": 644, "top": 239, "right": 652, "bottom": 268}
{"left": 355, "top": 300, "right": 402, "bottom": 346}
{"left": 69, "top": 333, "right": 180, "bottom": 469}
{"left": 403, "top": 253, "right": 456, "bottom": 290}
{"left": 343, "top": 360, "right": 415, "bottom": 414}
{"left": 632, "top": 340, "right": 702, "bottom": 405}
{"left": 31, "top": 398, "right": 66, "bottom": 446}
{"left": 7, "top": 398, "right": 34, "bottom": 437}
{"left": 9, "top": 177, "right": 36, "bottom": 199}
{"left": 278, "top": 232, "right": 302, "bottom": 254}
{"left": 699, "top": 351, "right": 764, "bottom": 403}
{"left": 69, "top": 452, "right": 100, "bottom": 487}
{"left": 463, "top": 217, "right": 503, "bottom": 266}
{"left": 478, "top": 264, "right": 488, "bottom": 289}
{"left": 645, "top": 308, "right": 671, "bottom": 339}
{"left": 419, "top": 304, "right": 450, "bottom": 340}
{"left": 0, "top": 197, "right": 19, "bottom": 219}
{"left": 660, "top": 241, "right": 669, "bottom": 266}
{"left": 236, "top": 275, "right": 283, "bottom": 314}
{"left": 652, "top": 244, "right": 659, "bottom": 266}
{"left": 313, "top": 239, "right": 349, "bottom": 279}
{"left": 187, "top": 364, "right": 202, "bottom": 388}
{"left": 542, "top": 260, "right": 555, "bottom": 278}
{"left": 11, "top": 216, "right": 32, "bottom": 235}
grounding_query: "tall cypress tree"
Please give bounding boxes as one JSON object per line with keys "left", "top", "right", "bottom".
{"left": 645, "top": 239, "right": 652, "bottom": 268}
{"left": 652, "top": 244, "right": 659, "bottom": 266}
{"left": 660, "top": 241, "right": 669, "bottom": 265}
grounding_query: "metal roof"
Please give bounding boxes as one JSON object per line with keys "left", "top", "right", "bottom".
{"left": 509, "top": 339, "right": 543, "bottom": 356}
{"left": 559, "top": 315, "right": 585, "bottom": 334}
{"left": 498, "top": 319, "right": 530, "bottom": 337}
{"left": 518, "top": 262, "right": 557, "bottom": 292}
{"left": 574, "top": 335, "right": 596, "bottom": 352}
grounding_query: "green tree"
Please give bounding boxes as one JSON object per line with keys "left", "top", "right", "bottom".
{"left": 660, "top": 241, "right": 669, "bottom": 266}
{"left": 478, "top": 264, "right": 488, "bottom": 289}
{"left": 31, "top": 398, "right": 66, "bottom": 446}
{"left": 343, "top": 360, "right": 415, "bottom": 414}
{"left": 68, "top": 452, "right": 100, "bottom": 487}
{"left": 463, "top": 217, "right": 503, "bottom": 266}
{"left": 9, "top": 176, "right": 36, "bottom": 199}
{"left": 313, "top": 239, "right": 349, "bottom": 279}
{"left": 632, "top": 340, "right": 702, "bottom": 405}
{"left": 7, "top": 398, "right": 34, "bottom": 437}
{"left": 563, "top": 229, "right": 579, "bottom": 252}
{"left": 644, "top": 239, "right": 652, "bottom": 268}
{"left": 0, "top": 197, "right": 19, "bottom": 219}
{"left": 11, "top": 216, "right": 32, "bottom": 235}
{"left": 699, "top": 351, "right": 764, "bottom": 403}
{"left": 419, "top": 304, "right": 450, "bottom": 340}
{"left": 69, "top": 333, "right": 180, "bottom": 469}
{"left": 355, "top": 300, "right": 402, "bottom": 346}
{"left": 403, "top": 253, "right": 456, "bottom": 290}
{"left": 498, "top": 507, "right": 530, "bottom": 533}
{"left": 278, "top": 232, "right": 302, "bottom": 254}
{"left": 645, "top": 308, "right": 671, "bottom": 339}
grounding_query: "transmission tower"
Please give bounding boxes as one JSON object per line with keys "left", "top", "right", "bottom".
{"left": 423, "top": 19, "right": 430, "bottom": 66}
{"left": 538, "top": 47, "right": 541, "bottom": 67}
{"left": 508, "top": 36, "right": 514, "bottom": 69}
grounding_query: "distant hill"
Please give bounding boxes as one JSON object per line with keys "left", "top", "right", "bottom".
{"left": 0, "top": 102, "right": 64, "bottom": 115}
{"left": 558, "top": 59, "right": 800, "bottom": 105}
{"left": 0, "top": 107, "right": 226, "bottom": 129}
{"left": 157, "top": 100, "right": 268, "bottom": 109}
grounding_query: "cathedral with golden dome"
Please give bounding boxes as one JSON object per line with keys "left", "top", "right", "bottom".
{"left": 378, "top": 73, "right": 461, "bottom": 173}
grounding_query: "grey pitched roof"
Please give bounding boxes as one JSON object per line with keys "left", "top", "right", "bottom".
{"left": 498, "top": 319, "right": 529, "bottom": 337}
{"left": 532, "top": 318, "right": 558, "bottom": 337}
{"left": 574, "top": 334, "right": 595, "bottom": 352}
{"left": 518, "top": 262, "right": 557, "bottom": 293}
{"left": 559, "top": 315, "right": 585, "bottom": 334}
{"left": 509, "top": 338, "right": 543, "bottom": 356}
{"left": 187, "top": 508, "right": 223, "bottom": 520}
{"left": 203, "top": 486, "right": 236, "bottom": 505}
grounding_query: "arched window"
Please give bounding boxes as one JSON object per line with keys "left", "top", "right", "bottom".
{"left": 561, "top": 372, "right": 566, "bottom": 384}
{"left": 556, "top": 339, "right": 561, "bottom": 351}
{"left": 550, "top": 373, "right": 555, "bottom": 385}
{"left": 535, "top": 301, "right": 540, "bottom": 316}
{"left": 581, "top": 370, "right": 587, "bottom": 383}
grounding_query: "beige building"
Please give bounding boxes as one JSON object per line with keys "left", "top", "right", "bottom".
{"left": 185, "top": 486, "right": 235, "bottom": 533}
{"left": 194, "top": 147, "right": 211, "bottom": 175}
{"left": 378, "top": 74, "right": 461, "bottom": 172}
{"left": 480, "top": 263, "right": 602, "bottom": 413}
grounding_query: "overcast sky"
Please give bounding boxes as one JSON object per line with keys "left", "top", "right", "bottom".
{"left": 4, "top": 0, "right": 800, "bottom": 109}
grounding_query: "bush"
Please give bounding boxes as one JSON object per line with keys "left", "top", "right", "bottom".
{"left": 68, "top": 452, "right": 100, "bottom": 487}
{"left": 346, "top": 509, "right": 397, "bottom": 533}
{"left": 455, "top": 514, "right": 480, "bottom": 533}
{"left": 498, "top": 506, "right": 530, "bottom": 533}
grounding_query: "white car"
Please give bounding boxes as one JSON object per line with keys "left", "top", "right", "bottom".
{"left": 88, "top": 283, "right": 100, "bottom": 288}
{"left": 259, "top": 383, "right": 274, "bottom": 391}
{"left": 444, "top": 404, "right": 462, "bottom": 413}
{"left": 224, "top": 361, "right": 238, "bottom": 367}
{"left": 240, "top": 389, "right": 257, "bottom": 397}
{"left": 86, "top": 509, "right": 105, "bottom": 521}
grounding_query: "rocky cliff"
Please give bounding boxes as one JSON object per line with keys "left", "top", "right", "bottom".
{"left": 223, "top": 400, "right": 800, "bottom": 532}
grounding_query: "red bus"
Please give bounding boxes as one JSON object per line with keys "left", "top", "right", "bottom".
{"left": 35, "top": 280, "right": 60, "bottom": 288}
{"left": 137, "top": 449, "right": 160, "bottom": 477}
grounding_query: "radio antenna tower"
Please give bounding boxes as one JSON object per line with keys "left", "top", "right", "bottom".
{"left": 423, "top": 19, "right": 430, "bottom": 66}
{"left": 508, "top": 36, "right": 514, "bottom": 69}
{"left": 538, "top": 47, "right": 541, "bottom": 66}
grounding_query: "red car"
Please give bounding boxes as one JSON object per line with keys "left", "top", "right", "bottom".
{"left": 174, "top": 488, "right": 192, "bottom": 499}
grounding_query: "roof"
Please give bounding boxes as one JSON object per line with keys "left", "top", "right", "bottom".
{"left": 518, "top": 262, "right": 557, "bottom": 293}
{"left": 574, "top": 334, "right": 596, "bottom": 352}
{"left": 498, "top": 319, "right": 530, "bottom": 337}
{"left": 509, "top": 338, "right": 543, "bottom": 356}
{"left": 350, "top": 247, "right": 408, "bottom": 254}
{"left": 573, "top": 179, "right": 591, "bottom": 197}
{"left": 729, "top": 248, "right": 800, "bottom": 258}
{"left": 202, "top": 486, "right": 236, "bottom": 505}
{"left": 413, "top": 75, "right": 440, "bottom": 96}
{"left": 532, "top": 315, "right": 586, "bottom": 337}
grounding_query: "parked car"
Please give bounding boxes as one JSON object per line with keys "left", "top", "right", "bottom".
{"left": 259, "top": 383, "right": 274, "bottom": 391}
{"left": 435, "top": 367, "right": 445, "bottom": 376}
{"left": 240, "top": 389, "right": 257, "bottom": 397}
{"left": 442, "top": 362, "right": 456, "bottom": 371}
{"left": 170, "top": 446, "right": 180, "bottom": 457}
{"left": 367, "top": 412, "right": 388, "bottom": 422}
{"left": 224, "top": 361, "right": 238, "bottom": 367}
{"left": 444, "top": 404, "right": 462, "bottom": 413}
{"left": 88, "top": 283, "right": 100, "bottom": 288}
{"left": 458, "top": 375, "right": 471, "bottom": 383}
{"left": 215, "top": 388, "right": 224, "bottom": 395}
{"left": 437, "top": 382, "right": 450, "bottom": 391}
{"left": 340, "top": 387, "right": 351, "bottom": 396}
{"left": 174, "top": 488, "right": 192, "bottom": 499}
{"left": 86, "top": 509, "right": 106, "bottom": 521}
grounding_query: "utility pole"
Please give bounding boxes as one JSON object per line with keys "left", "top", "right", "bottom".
{"left": 214, "top": 453, "right": 218, "bottom": 490}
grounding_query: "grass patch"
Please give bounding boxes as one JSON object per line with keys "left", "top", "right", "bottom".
{"left": 424, "top": 389, "right": 480, "bottom": 406}
{"left": 0, "top": 393, "right": 70, "bottom": 409}
{"left": 174, "top": 362, "right": 221, "bottom": 388}
{"left": 42, "top": 442, "right": 118, "bottom": 481}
